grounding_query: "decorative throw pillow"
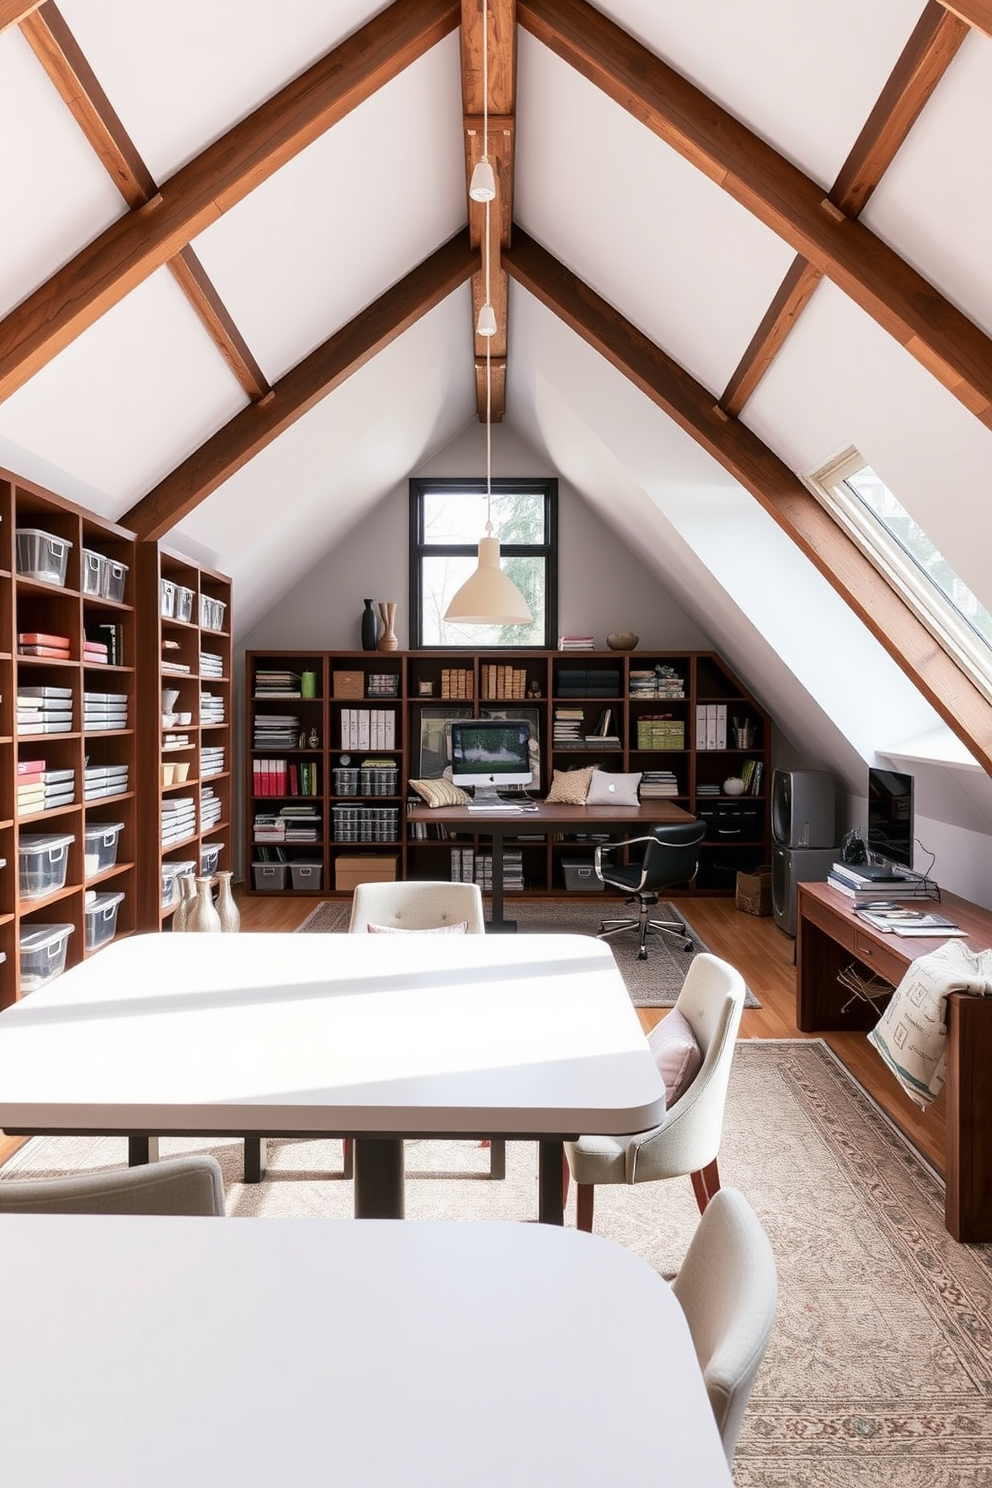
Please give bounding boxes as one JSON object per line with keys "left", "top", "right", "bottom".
{"left": 585, "top": 769, "right": 642, "bottom": 806}
{"left": 409, "top": 778, "right": 470, "bottom": 808}
{"left": 366, "top": 921, "right": 468, "bottom": 934}
{"left": 545, "top": 766, "right": 595, "bottom": 805}
{"left": 648, "top": 1007, "right": 702, "bottom": 1106}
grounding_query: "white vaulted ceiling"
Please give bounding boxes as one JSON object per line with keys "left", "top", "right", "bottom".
{"left": 1, "top": 0, "right": 991, "bottom": 829}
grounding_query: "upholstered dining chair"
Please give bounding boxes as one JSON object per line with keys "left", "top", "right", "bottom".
{"left": 672, "top": 1186, "right": 778, "bottom": 1465}
{"left": 563, "top": 951, "right": 747, "bottom": 1231}
{"left": 596, "top": 818, "right": 707, "bottom": 959}
{"left": 0, "top": 1154, "right": 226, "bottom": 1215}
{"left": 345, "top": 879, "right": 503, "bottom": 1179}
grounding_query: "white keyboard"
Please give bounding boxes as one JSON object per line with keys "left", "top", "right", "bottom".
{"left": 467, "top": 802, "right": 523, "bottom": 812}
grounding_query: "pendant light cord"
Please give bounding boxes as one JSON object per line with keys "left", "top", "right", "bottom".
{"left": 483, "top": 0, "right": 492, "bottom": 536}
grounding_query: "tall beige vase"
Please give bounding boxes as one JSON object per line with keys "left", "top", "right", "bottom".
{"left": 172, "top": 873, "right": 197, "bottom": 932}
{"left": 187, "top": 876, "right": 222, "bottom": 933}
{"left": 376, "top": 601, "right": 398, "bottom": 651}
{"left": 215, "top": 870, "right": 240, "bottom": 932}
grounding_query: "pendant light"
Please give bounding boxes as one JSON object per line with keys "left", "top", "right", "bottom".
{"left": 468, "top": 0, "right": 496, "bottom": 204}
{"left": 445, "top": 0, "right": 532, "bottom": 628}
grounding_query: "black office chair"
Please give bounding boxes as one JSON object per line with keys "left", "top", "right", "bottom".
{"left": 595, "top": 818, "right": 707, "bottom": 959}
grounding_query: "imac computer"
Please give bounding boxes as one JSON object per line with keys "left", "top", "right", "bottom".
{"left": 866, "top": 767, "right": 915, "bottom": 878}
{"left": 449, "top": 718, "right": 533, "bottom": 809}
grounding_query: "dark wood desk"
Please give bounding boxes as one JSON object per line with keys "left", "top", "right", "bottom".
{"left": 797, "top": 881, "right": 992, "bottom": 1242}
{"left": 408, "top": 801, "right": 693, "bottom": 931}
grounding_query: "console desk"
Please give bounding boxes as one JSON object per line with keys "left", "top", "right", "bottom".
{"left": 408, "top": 801, "right": 693, "bottom": 931}
{"left": 797, "top": 881, "right": 992, "bottom": 1242}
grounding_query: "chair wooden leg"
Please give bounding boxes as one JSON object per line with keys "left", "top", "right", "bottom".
{"left": 342, "top": 1137, "right": 354, "bottom": 1179}
{"left": 690, "top": 1159, "right": 721, "bottom": 1214}
{"left": 576, "top": 1183, "right": 595, "bottom": 1233}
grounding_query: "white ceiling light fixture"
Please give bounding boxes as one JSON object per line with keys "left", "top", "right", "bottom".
{"left": 468, "top": 0, "right": 496, "bottom": 203}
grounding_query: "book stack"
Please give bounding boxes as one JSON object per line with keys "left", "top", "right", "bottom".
{"left": 200, "top": 692, "right": 225, "bottom": 724}
{"left": 827, "top": 861, "right": 934, "bottom": 902}
{"left": 83, "top": 637, "right": 109, "bottom": 665}
{"left": 558, "top": 635, "right": 594, "bottom": 650}
{"left": 162, "top": 796, "right": 196, "bottom": 846}
{"left": 201, "top": 746, "right": 225, "bottom": 777}
{"left": 629, "top": 667, "right": 685, "bottom": 699}
{"left": 254, "top": 813, "right": 285, "bottom": 843}
{"left": 280, "top": 805, "right": 320, "bottom": 842}
{"left": 481, "top": 664, "right": 528, "bottom": 699}
{"left": 440, "top": 668, "right": 474, "bottom": 699}
{"left": 553, "top": 707, "right": 585, "bottom": 746}
{"left": 83, "top": 691, "right": 127, "bottom": 731}
{"left": 87, "top": 623, "right": 123, "bottom": 665}
{"left": 200, "top": 786, "right": 222, "bottom": 831}
{"left": 639, "top": 769, "right": 680, "bottom": 798}
{"left": 254, "top": 669, "right": 301, "bottom": 699}
{"left": 585, "top": 707, "right": 621, "bottom": 746}
{"left": 200, "top": 651, "right": 224, "bottom": 679}
{"left": 253, "top": 714, "right": 300, "bottom": 749}
{"left": 17, "top": 686, "right": 73, "bottom": 735}
{"left": 555, "top": 667, "right": 620, "bottom": 697}
{"left": 16, "top": 759, "right": 45, "bottom": 817}
{"left": 19, "top": 630, "right": 71, "bottom": 659}
{"left": 739, "top": 758, "right": 764, "bottom": 796}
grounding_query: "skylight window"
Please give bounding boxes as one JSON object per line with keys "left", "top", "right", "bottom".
{"left": 809, "top": 449, "right": 992, "bottom": 702}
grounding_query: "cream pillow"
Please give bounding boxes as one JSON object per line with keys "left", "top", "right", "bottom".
{"left": 409, "top": 778, "right": 470, "bottom": 808}
{"left": 367, "top": 921, "right": 468, "bottom": 934}
{"left": 545, "top": 766, "right": 595, "bottom": 805}
{"left": 647, "top": 1007, "right": 702, "bottom": 1106}
{"left": 585, "top": 769, "right": 642, "bottom": 806}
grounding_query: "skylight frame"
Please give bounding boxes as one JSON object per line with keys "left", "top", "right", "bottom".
{"left": 808, "top": 448, "right": 992, "bottom": 706}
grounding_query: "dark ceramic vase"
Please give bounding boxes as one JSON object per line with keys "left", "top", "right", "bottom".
{"left": 361, "top": 598, "right": 377, "bottom": 651}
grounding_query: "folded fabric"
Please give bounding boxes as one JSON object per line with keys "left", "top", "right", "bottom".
{"left": 409, "top": 778, "right": 470, "bottom": 808}
{"left": 867, "top": 939, "right": 992, "bottom": 1107}
{"left": 366, "top": 921, "right": 468, "bottom": 934}
{"left": 586, "top": 768, "right": 642, "bottom": 806}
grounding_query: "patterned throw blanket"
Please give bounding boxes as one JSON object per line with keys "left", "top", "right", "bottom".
{"left": 868, "top": 939, "right": 992, "bottom": 1108}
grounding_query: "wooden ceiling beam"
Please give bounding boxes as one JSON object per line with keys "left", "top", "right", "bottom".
{"left": 503, "top": 227, "right": 992, "bottom": 772}
{"left": 122, "top": 231, "right": 476, "bottom": 542}
{"left": 0, "top": 0, "right": 460, "bottom": 403}
{"left": 937, "top": 0, "right": 992, "bottom": 37}
{"left": 166, "top": 248, "right": 270, "bottom": 402}
{"left": 519, "top": 0, "right": 992, "bottom": 431}
{"left": 0, "top": 0, "right": 42, "bottom": 32}
{"left": 461, "top": 0, "right": 515, "bottom": 420}
{"left": 831, "top": 2, "right": 968, "bottom": 216}
{"left": 720, "top": 259, "right": 823, "bottom": 418}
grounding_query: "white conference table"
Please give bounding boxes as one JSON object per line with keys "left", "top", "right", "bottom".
{"left": 0, "top": 1215, "right": 732, "bottom": 1487}
{"left": 0, "top": 931, "right": 667, "bottom": 1223}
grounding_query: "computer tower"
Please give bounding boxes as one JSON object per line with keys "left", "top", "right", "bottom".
{"left": 771, "top": 844, "right": 839, "bottom": 936}
{"left": 771, "top": 769, "right": 835, "bottom": 849}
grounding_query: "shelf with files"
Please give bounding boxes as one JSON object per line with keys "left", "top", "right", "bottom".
{"left": 137, "top": 543, "right": 232, "bottom": 929}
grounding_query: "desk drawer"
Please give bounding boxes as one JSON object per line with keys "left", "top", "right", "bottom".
{"left": 852, "top": 929, "right": 905, "bottom": 987}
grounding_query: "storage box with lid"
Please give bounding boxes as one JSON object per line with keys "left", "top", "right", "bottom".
{"left": 100, "top": 557, "right": 128, "bottom": 603}
{"left": 636, "top": 718, "right": 685, "bottom": 750}
{"left": 19, "top": 832, "right": 74, "bottom": 898}
{"left": 199, "top": 841, "right": 223, "bottom": 877}
{"left": 199, "top": 594, "right": 227, "bottom": 631}
{"left": 290, "top": 860, "right": 323, "bottom": 891}
{"left": 360, "top": 763, "right": 399, "bottom": 796}
{"left": 84, "top": 890, "right": 125, "bottom": 951}
{"left": 16, "top": 529, "right": 73, "bottom": 587}
{"left": 335, "top": 854, "right": 398, "bottom": 891}
{"left": 81, "top": 548, "right": 106, "bottom": 595}
{"left": 160, "top": 578, "right": 176, "bottom": 618}
{"left": 562, "top": 858, "right": 604, "bottom": 892}
{"left": 162, "top": 859, "right": 196, "bottom": 908}
{"left": 253, "top": 861, "right": 290, "bottom": 891}
{"left": 83, "top": 821, "right": 124, "bottom": 878}
{"left": 332, "top": 766, "right": 360, "bottom": 795}
{"left": 332, "top": 671, "right": 364, "bottom": 699}
{"left": 20, "top": 922, "right": 74, "bottom": 991}
{"left": 173, "top": 584, "right": 195, "bottom": 623}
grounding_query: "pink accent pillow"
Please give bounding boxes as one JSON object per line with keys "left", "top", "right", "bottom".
{"left": 647, "top": 1007, "right": 702, "bottom": 1106}
{"left": 366, "top": 921, "right": 468, "bottom": 934}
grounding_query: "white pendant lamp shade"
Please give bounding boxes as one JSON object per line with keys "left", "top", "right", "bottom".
{"left": 444, "top": 535, "right": 532, "bottom": 624}
{"left": 469, "top": 156, "right": 496, "bottom": 202}
{"left": 476, "top": 301, "right": 497, "bottom": 337}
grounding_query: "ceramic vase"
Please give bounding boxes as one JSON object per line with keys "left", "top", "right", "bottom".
{"left": 215, "top": 870, "right": 241, "bottom": 933}
{"left": 172, "top": 873, "right": 197, "bottom": 932}
{"left": 376, "top": 601, "right": 398, "bottom": 651}
{"left": 187, "top": 876, "right": 222, "bottom": 933}
{"left": 361, "top": 598, "right": 378, "bottom": 651}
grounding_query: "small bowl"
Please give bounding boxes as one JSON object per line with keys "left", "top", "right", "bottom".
{"left": 173, "top": 761, "right": 191, "bottom": 782}
{"left": 607, "top": 632, "right": 639, "bottom": 651}
{"left": 177, "top": 711, "right": 192, "bottom": 726}
{"left": 161, "top": 763, "right": 176, "bottom": 787}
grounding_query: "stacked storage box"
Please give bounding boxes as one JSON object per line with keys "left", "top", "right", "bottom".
{"left": 16, "top": 685, "right": 73, "bottom": 735}
{"left": 200, "top": 786, "right": 222, "bottom": 830}
{"left": 162, "top": 796, "right": 196, "bottom": 845}
{"left": 83, "top": 691, "right": 128, "bottom": 730}
{"left": 83, "top": 821, "right": 124, "bottom": 878}
{"left": 84, "top": 763, "right": 128, "bottom": 800}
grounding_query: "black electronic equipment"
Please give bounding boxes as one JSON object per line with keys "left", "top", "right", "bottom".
{"left": 867, "top": 767, "right": 914, "bottom": 872}
{"left": 771, "top": 769, "right": 835, "bottom": 849}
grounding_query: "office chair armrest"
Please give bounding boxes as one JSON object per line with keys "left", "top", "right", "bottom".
{"left": 593, "top": 834, "right": 655, "bottom": 873}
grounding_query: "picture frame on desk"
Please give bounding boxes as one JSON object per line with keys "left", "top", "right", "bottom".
{"left": 417, "top": 706, "right": 473, "bottom": 779}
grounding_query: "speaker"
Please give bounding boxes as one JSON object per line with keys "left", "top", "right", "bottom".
{"left": 771, "top": 845, "right": 839, "bottom": 936}
{"left": 771, "top": 769, "right": 835, "bottom": 849}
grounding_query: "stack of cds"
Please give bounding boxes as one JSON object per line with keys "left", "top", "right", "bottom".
{"left": 83, "top": 691, "right": 127, "bottom": 730}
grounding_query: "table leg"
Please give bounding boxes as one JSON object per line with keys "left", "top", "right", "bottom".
{"left": 353, "top": 1137, "right": 405, "bottom": 1218}
{"left": 538, "top": 1139, "right": 565, "bottom": 1225}
{"left": 243, "top": 1137, "right": 268, "bottom": 1184}
{"left": 487, "top": 828, "right": 516, "bottom": 933}
{"left": 128, "top": 1135, "right": 159, "bottom": 1166}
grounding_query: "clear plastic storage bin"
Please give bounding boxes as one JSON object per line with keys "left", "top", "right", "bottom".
{"left": 81, "top": 548, "right": 105, "bottom": 595}
{"left": 16, "top": 529, "right": 73, "bottom": 586}
{"left": 174, "top": 584, "right": 194, "bottom": 623}
{"left": 199, "top": 842, "right": 222, "bottom": 877}
{"left": 20, "top": 923, "right": 74, "bottom": 991}
{"left": 18, "top": 833, "right": 74, "bottom": 899}
{"left": 253, "top": 862, "right": 289, "bottom": 891}
{"left": 199, "top": 594, "right": 227, "bottom": 631}
{"left": 101, "top": 558, "right": 128, "bottom": 602}
{"left": 160, "top": 579, "right": 175, "bottom": 618}
{"left": 290, "top": 860, "right": 323, "bottom": 891}
{"left": 161, "top": 859, "right": 196, "bottom": 909}
{"left": 84, "top": 890, "right": 125, "bottom": 951}
{"left": 83, "top": 821, "right": 124, "bottom": 877}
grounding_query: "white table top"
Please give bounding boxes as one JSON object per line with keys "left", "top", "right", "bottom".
{"left": 0, "top": 1215, "right": 732, "bottom": 1487}
{"left": 0, "top": 932, "right": 666, "bottom": 1138}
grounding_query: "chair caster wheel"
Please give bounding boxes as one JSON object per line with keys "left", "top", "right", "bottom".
{"left": 683, "top": 940, "right": 694, "bottom": 952}
{"left": 637, "top": 949, "right": 648, "bottom": 961}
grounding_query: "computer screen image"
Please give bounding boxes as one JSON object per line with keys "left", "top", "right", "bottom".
{"left": 867, "top": 767, "right": 914, "bottom": 871}
{"left": 449, "top": 718, "right": 533, "bottom": 804}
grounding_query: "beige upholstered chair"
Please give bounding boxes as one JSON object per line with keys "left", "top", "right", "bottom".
{"left": 0, "top": 1154, "right": 226, "bottom": 1215}
{"left": 672, "top": 1186, "right": 778, "bottom": 1464}
{"left": 346, "top": 878, "right": 503, "bottom": 1179}
{"left": 348, "top": 879, "right": 486, "bottom": 934}
{"left": 563, "top": 951, "right": 747, "bottom": 1230}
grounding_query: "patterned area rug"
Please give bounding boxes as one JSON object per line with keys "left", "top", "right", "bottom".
{"left": 5, "top": 1041, "right": 989, "bottom": 1485}
{"left": 297, "top": 896, "right": 760, "bottom": 1008}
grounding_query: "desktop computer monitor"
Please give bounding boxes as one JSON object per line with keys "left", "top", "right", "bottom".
{"left": 867, "top": 767, "right": 914, "bottom": 872}
{"left": 449, "top": 718, "right": 533, "bottom": 805}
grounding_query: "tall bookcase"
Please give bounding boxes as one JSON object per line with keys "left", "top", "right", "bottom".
{"left": 136, "top": 544, "right": 233, "bottom": 930}
{"left": 0, "top": 469, "right": 139, "bottom": 1010}
{"left": 244, "top": 649, "right": 772, "bottom": 901}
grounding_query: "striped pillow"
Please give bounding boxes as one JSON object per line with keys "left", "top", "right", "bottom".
{"left": 409, "top": 778, "right": 470, "bottom": 808}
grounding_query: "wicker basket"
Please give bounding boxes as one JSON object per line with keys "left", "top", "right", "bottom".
{"left": 735, "top": 865, "right": 772, "bottom": 916}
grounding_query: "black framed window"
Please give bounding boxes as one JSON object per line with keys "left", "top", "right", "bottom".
{"left": 409, "top": 478, "right": 557, "bottom": 648}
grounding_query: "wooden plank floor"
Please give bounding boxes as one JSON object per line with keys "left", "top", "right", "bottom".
{"left": 0, "top": 891, "right": 945, "bottom": 1176}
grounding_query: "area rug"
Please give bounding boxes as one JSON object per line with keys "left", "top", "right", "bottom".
{"left": 5, "top": 1041, "right": 990, "bottom": 1486}
{"left": 297, "top": 896, "right": 760, "bottom": 1008}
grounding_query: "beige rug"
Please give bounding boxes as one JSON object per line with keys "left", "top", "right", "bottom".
{"left": 4, "top": 1040, "right": 989, "bottom": 1485}
{"left": 298, "top": 895, "right": 760, "bottom": 1008}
